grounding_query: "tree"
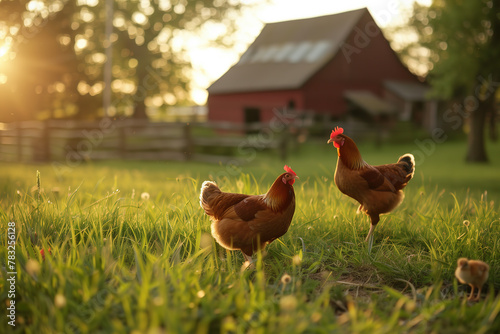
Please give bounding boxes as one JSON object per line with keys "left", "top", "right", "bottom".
{"left": 0, "top": 0, "right": 262, "bottom": 121}
{"left": 403, "top": 0, "right": 500, "bottom": 162}
{"left": 0, "top": 0, "right": 78, "bottom": 121}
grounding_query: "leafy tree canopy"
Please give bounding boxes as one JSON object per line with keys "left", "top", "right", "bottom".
{"left": 0, "top": 0, "right": 263, "bottom": 121}
{"left": 401, "top": 0, "right": 500, "bottom": 98}
{"left": 398, "top": 0, "right": 500, "bottom": 162}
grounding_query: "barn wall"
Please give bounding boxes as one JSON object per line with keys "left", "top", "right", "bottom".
{"left": 207, "top": 90, "right": 304, "bottom": 124}
{"left": 302, "top": 11, "right": 421, "bottom": 118}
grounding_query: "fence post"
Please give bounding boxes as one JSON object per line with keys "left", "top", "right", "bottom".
{"left": 16, "top": 122, "right": 22, "bottom": 162}
{"left": 184, "top": 123, "right": 193, "bottom": 160}
{"left": 279, "top": 122, "right": 289, "bottom": 161}
{"left": 36, "top": 121, "right": 50, "bottom": 161}
{"left": 0, "top": 123, "right": 2, "bottom": 162}
{"left": 119, "top": 122, "right": 126, "bottom": 159}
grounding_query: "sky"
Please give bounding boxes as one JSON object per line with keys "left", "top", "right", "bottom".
{"left": 189, "top": 0, "right": 431, "bottom": 104}
{"left": 258, "top": 0, "right": 425, "bottom": 24}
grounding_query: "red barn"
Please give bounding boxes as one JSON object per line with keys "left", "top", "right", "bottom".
{"left": 207, "top": 8, "right": 434, "bottom": 130}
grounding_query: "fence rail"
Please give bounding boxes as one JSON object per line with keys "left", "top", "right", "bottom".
{"left": 0, "top": 119, "right": 301, "bottom": 164}
{"left": 0, "top": 117, "right": 404, "bottom": 165}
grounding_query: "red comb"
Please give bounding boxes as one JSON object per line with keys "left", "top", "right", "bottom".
{"left": 330, "top": 126, "right": 344, "bottom": 139}
{"left": 284, "top": 165, "right": 297, "bottom": 176}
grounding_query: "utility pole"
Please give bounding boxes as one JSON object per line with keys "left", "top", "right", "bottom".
{"left": 103, "top": 0, "right": 113, "bottom": 117}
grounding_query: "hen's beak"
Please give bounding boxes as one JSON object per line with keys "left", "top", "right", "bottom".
{"left": 294, "top": 175, "right": 300, "bottom": 180}
{"left": 327, "top": 138, "right": 334, "bottom": 144}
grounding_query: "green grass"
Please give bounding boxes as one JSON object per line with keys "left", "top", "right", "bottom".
{"left": 1, "top": 139, "right": 500, "bottom": 333}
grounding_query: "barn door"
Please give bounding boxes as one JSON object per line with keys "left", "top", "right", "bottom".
{"left": 244, "top": 107, "right": 261, "bottom": 134}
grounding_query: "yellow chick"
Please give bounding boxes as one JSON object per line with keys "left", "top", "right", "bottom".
{"left": 455, "top": 258, "right": 489, "bottom": 301}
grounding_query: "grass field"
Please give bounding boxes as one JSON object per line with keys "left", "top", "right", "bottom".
{"left": 1, "top": 138, "right": 500, "bottom": 333}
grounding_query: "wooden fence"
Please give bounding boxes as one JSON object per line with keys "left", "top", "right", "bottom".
{"left": 0, "top": 119, "right": 301, "bottom": 164}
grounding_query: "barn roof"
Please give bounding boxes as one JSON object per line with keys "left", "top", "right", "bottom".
{"left": 383, "top": 80, "right": 430, "bottom": 101}
{"left": 207, "top": 8, "right": 368, "bottom": 94}
{"left": 344, "top": 91, "right": 396, "bottom": 116}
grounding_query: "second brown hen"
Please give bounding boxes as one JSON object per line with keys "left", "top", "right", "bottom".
{"left": 199, "top": 166, "right": 298, "bottom": 264}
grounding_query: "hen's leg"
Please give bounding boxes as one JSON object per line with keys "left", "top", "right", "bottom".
{"left": 474, "top": 285, "right": 482, "bottom": 301}
{"left": 365, "top": 225, "right": 376, "bottom": 254}
{"left": 243, "top": 253, "right": 253, "bottom": 263}
{"left": 241, "top": 252, "right": 255, "bottom": 271}
{"left": 467, "top": 285, "right": 475, "bottom": 301}
{"left": 365, "top": 215, "right": 380, "bottom": 254}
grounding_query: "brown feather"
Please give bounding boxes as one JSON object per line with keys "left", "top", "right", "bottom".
{"left": 234, "top": 197, "right": 267, "bottom": 221}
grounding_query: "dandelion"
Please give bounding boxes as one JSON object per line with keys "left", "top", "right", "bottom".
{"left": 26, "top": 259, "right": 41, "bottom": 276}
{"left": 141, "top": 192, "right": 150, "bottom": 200}
{"left": 281, "top": 273, "right": 292, "bottom": 285}
{"left": 280, "top": 295, "right": 298, "bottom": 311}
{"left": 405, "top": 300, "right": 416, "bottom": 312}
{"left": 200, "top": 232, "right": 213, "bottom": 250}
{"left": 153, "top": 296, "right": 164, "bottom": 306}
{"left": 311, "top": 312, "right": 322, "bottom": 323}
{"left": 222, "top": 316, "right": 237, "bottom": 332}
{"left": 197, "top": 290, "right": 206, "bottom": 298}
{"left": 54, "top": 294, "right": 66, "bottom": 308}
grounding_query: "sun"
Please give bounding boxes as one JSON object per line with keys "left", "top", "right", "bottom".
{"left": 0, "top": 39, "right": 12, "bottom": 72}
{"left": 0, "top": 45, "right": 8, "bottom": 58}
{"left": 0, "top": 35, "right": 12, "bottom": 58}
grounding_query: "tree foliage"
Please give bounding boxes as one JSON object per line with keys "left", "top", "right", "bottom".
{"left": 0, "top": 0, "right": 260, "bottom": 121}
{"left": 403, "top": 0, "right": 500, "bottom": 162}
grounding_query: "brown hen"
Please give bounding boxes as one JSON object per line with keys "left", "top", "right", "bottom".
{"left": 200, "top": 166, "right": 298, "bottom": 264}
{"left": 328, "top": 127, "right": 415, "bottom": 251}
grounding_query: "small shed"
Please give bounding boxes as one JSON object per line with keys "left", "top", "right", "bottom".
{"left": 207, "top": 8, "right": 435, "bottom": 131}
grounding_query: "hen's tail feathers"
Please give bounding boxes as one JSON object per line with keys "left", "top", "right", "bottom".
{"left": 199, "top": 181, "right": 221, "bottom": 216}
{"left": 398, "top": 154, "right": 415, "bottom": 180}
